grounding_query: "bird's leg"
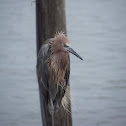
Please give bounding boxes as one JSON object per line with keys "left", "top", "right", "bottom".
{"left": 50, "top": 98, "right": 54, "bottom": 126}
{"left": 54, "top": 86, "right": 65, "bottom": 112}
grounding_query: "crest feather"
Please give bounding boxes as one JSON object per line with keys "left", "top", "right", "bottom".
{"left": 54, "top": 31, "right": 70, "bottom": 45}
{"left": 54, "top": 31, "right": 66, "bottom": 38}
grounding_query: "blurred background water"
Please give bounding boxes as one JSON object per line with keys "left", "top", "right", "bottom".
{"left": 0, "top": 0, "right": 126, "bottom": 126}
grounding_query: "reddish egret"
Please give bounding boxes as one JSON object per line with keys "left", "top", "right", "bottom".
{"left": 36, "top": 32, "right": 83, "bottom": 126}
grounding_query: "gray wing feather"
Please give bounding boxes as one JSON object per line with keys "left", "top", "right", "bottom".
{"left": 36, "top": 39, "right": 52, "bottom": 102}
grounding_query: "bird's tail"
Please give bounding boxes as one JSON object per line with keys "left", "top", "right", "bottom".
{"left": 61, "top": 86, "right": 71, "bottom": 115}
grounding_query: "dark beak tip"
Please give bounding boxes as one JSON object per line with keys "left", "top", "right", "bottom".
{"left": 80, "top": 57, "right": 83, "bottom": 61}
{"left": 66, "top": 46, "right": 83, "bottom": 61}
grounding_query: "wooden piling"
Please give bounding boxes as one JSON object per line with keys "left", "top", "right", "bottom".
{"left": 36, "top": 0, "right": 72, "bottom": 126}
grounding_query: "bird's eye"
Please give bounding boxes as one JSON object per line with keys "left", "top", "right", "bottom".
{"left": 62, "top": 43, "right": 65, "bottom": 47}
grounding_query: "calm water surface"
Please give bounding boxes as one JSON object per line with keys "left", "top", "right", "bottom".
{"left": 0, "top": 0, "right": 126, "bottom": 126}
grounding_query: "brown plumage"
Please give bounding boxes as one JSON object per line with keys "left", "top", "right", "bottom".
{"left": 46, "top": 33, "right": 69, "bottom": 87}
{"left": 36, "top": 31, "right": 83, "bottom": 126}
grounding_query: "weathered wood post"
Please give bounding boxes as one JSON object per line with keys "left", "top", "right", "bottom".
{"left": 36, "top": 0, "right": 72, "bottom": 126}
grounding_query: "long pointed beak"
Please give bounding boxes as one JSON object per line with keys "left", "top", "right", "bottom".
{"left": 65, "top": 46, "right": 83, "bottom": 60}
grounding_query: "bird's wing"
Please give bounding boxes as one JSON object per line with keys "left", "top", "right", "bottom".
{"left": 36, "top": 39, "right": 52, "bottom": 102}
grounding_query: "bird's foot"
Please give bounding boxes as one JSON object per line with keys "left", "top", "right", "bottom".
{"left": 48, "top": 99, "right": 54, "bottom": 114}
{"left": 54, "top": 102, "right": 60, "bottom": 113}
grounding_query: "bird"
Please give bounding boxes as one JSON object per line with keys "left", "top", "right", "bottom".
{"left": 36, "top": 32, "right": 83, "bottom": 126}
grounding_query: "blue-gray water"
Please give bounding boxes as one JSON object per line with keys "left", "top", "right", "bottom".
{"left": 0, "top": 0, "right": 126, "bottom": 126}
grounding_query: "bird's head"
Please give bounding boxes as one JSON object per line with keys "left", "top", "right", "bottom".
{"left": 51, "top": 32, "right": 83, "bottom": 60}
